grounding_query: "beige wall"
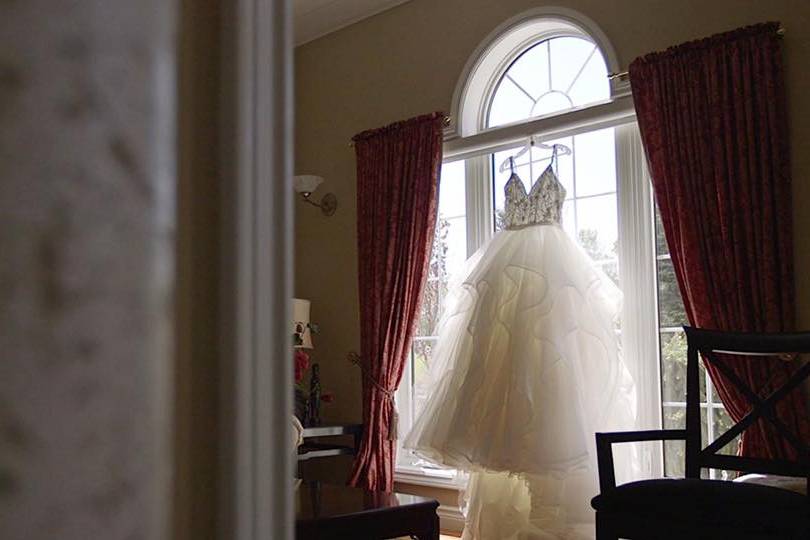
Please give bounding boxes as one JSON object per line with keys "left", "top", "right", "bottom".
{"left": 294, "top": 0, "right": 810, "bottom": 432}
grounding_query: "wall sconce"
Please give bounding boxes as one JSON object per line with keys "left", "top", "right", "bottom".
{"left": 293, "top": 175, "right": 337, "bottom": 216}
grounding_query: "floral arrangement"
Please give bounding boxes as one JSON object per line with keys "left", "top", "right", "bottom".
{"left": 294, "top": 349, "right": 310, "bottom": 384}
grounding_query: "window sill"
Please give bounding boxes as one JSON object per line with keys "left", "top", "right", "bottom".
{"left": 395, "top": 467, "right": 467, "bottom": 535}
{"left": 394, "top": 466, "right": 466, "bottom": 490}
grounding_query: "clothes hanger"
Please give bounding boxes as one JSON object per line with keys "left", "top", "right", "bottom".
{"left": 549, "top": 143, "right": 572, "bottom": 157}
{"left": 499, "top": 137, "right": 534, "bottom": 174}
{"left": 549, "top": 143, "right": 572, "bottom": 175}
{"left": 498, "top": 137, "right": 572, "bottom": 174}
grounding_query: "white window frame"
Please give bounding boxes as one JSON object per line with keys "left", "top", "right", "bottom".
{"left": 395, "top": 9, "right": 665, "bottom": 486}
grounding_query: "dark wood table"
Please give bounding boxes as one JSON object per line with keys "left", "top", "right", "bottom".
{"left": 296, "top": 481, "right": 440, "bottom": 540}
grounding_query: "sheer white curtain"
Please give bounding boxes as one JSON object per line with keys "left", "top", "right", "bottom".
{"left": 615, "top": 123, "right": 662, "bottom": 482}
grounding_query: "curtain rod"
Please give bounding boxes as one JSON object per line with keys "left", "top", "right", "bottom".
{"left": 349, "top": 115, "right": 451, "bottom": 147}
{"left": 607, "top": 26, "right": 786, "bottom": 81}
{"left": 349, "top": 26, "right": 786, "bottom": 146}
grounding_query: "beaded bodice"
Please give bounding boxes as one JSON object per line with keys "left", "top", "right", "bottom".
{"left": 503, "top": 165, "right": 566, "bottom": 230}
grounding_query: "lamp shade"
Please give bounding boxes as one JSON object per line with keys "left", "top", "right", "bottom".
{"left": 292, "top": 298, "right": 313, "bottom": 349}
{"left": 293, "top": 175, "right": 324, "bottom": 195}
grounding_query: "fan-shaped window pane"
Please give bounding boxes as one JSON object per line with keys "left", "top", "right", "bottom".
{"left": 503, "top": 43, "right": 550, "bottom": 100}
{"left": 487, "top": 78, "right": 534, "bottom": 127}
{"left": 550, "top": 37, "right": 598, "bottom": 93}
{"left": 532, "top": 92, "right": 573, "bottom": 117}
{"left": 487, "top": 35, "right": 609, "bottom": 128}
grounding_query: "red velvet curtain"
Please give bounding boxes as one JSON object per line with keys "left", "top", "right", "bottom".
{"left": 348, "top": 112, "right": 444, "bottom": 491}
{"left": 630, "top": 22, "right": 809, "bottom": 459}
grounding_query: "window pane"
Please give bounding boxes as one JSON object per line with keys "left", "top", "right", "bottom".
{"left": 573, "top": 128, "right": 616, "bottom": 197}
{"left": 532, "top": 91, "right": 573, "bottom": 117}
{"left": 488, "top": 77, "right": 534, "bottom": 128}
{"left": 575, "top": 194, "right": 618, "bottom": 261}
{"left": 660, "top": 331, "right": 686, "bottom": 402}
{"left": 506, "top": 43, "right": 550, "bottom": 99}
{"left": 657, "top": 258, "right": 687, "bottom": 327}
{"left": 444, "top": 216, "right": 467, "bottom": 280}
{"left": 663, "top": 406, "right": 709, "bottom": 478}
{"left": 709, "top": 404, "right": 739, "bottom": 479}
{"left": 596, "top": 260, "right": 619, "bottom": 288}
{"left": 663, "top": 405, "right": 685, "bottom": 430}
{"left": 713, "top": 407, "right": 740, "bottom": 480}
{"left": 655, "top": 205, "right": 669, "bottom": 255}
{"left": 417, "top": 276, "right": 446, "bottom": 337}
{"left": 487, "top": 36, "right": 609, "bottom": 130}
{"left": 568, "top": 49, "right": 610, "bottom": 105}
{"left": 561, "top": 200, "right": 576, "bottom": 239}
{"left": 663, "top": 439, "right": 685, "bottom": 478}
{"left": 412, "top": 338, "right": 437, "bottom": 417}
{"left": 660, "top": 331, "right": 707, "bottom": 402}
{"left": 421, "top": 215, "right": 466, "bottom": 336}
{"left": 663, "top": 406, "right": 685, "bottom": 477}
{"left": 418, "top": 163, "right": 467, "bottom": 337}
{"left": 713, "top": 406, "right": 740, "bottom": 456}
{"left": 439, "top": 160, "right": 466, "bottom": 218}
{"left": 700, "top": 408, "right": 709, "bottom": 479}
{"left": 549, "top": 37, "right": 598, "bottom": 95}
{"left": 419, "top": 215, "right": 462, "bottom": 337}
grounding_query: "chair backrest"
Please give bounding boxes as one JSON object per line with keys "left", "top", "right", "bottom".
{"left": 683, "top": 327, "right": 810, "bottom": 488}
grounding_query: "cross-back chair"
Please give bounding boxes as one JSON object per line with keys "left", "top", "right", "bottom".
{"left": 591, "top": 326, "right": 810, "bottom": 539}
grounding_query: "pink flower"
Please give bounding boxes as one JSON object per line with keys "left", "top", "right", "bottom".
{"left": 294, "top": 350, "right": 310, "bottom": 384}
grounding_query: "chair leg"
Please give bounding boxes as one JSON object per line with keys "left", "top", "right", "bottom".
{"left": 595, "top": 513, "right": 619, "bottom": 540}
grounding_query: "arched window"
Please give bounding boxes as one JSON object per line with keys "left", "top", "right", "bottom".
{"left": 450, "top": 10, "right": 622, "bottom": 138}
{"left": 487, "top": 35, "right": 610, "bottom": 128}
{"left": 397, "top": 9, "right": 732, "bottom": 490}
{"left": 477, "top": 23, "right": 619, "bottom": 264}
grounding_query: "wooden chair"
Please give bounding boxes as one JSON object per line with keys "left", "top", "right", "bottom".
{"left": 591, "top": 326, "right": 809, "bottom": 539}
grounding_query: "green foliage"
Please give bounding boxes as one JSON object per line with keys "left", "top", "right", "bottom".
{"left": 577, "top": 228, "right": 619, "bottom": 284}
{"left": 657, "top": 260, "right": 687, "bottom": 327}
{"left": 660, "top": 332, "right": 689, "bottom": 402}
{"left": 577, "top": 228, "right": 612, "bottom": 260}
{"left": 495, "top": 208, "right": 506, "bottom": 232}
{"left": 418, "top": 217, "right": 451, "bottom": 337}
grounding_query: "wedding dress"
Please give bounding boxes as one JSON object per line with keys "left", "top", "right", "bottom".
{"left": 403, "top": 160, "right": 637, "bottom": 539}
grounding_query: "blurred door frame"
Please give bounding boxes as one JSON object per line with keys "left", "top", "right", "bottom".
{"left": 218, "top": 1, "right": 294, "bottom": 539}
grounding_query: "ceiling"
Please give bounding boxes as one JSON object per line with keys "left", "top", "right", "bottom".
{"left": 294, "top": 0, "right": 412, "bottom": 46}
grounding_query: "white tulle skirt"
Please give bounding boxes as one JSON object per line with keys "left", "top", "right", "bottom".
{"left": 403, "top": 224, "right": 637, "bottom": 539}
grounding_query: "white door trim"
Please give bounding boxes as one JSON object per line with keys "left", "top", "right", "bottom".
{"left": 219, "top": 1, "right": 294, "bottom": 539}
